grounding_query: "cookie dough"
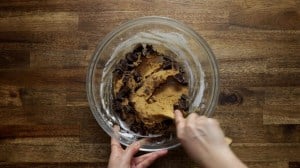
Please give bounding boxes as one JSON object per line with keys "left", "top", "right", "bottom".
{"left": 112, "top": 44, "right": 189, "bottom": 134}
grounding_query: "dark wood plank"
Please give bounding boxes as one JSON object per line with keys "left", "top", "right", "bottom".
{"left": 229, "top": 8, "right": 300, "bottom": 30}
{"left": 30, "top": 49, "right": 92, "bottom": 68}
{"left": 0, "top": 85, "right": 22, "bottom": 106}
{"left": 0, "top": 31, "right": 89, "bottom": 50}
{"left": 0, "top": 69, "right": 85, "bottom": 88}
{"left": 0, "top": 106, "right": 86, "bottom": 125}
{"left": 0, "top": 125, "right": 80, "bottom": 139}
{"left": 263, "top": 87, "right": 300, "bottom": 124}
{"left": 0, "top": 162, "right": 106, "bottom": 168}
{"left": 0, "top": 50, "right": 30, "bottom": 69}
{"left": 289, "top": 162, "right": 300, "bottom": 168}
{"left": 263, "top": 105, "right": 300, "bottom": 124}
{"left": 0, "top": 143, "right": 109, "bottom": 162}
{"left": 0, "top": 12, "right": 78, "bottom": 32}
{"left": 78, "top": 10, "right": 230, "bottom": 33}
{"left": 0, "top": 0, "right": 246, "bottom": 12}
{"left": 245, "top": 162, "right": 288, "bottom": 168}
{"left": 216, "top": 109, "right": 300, "bottom": 143}
{"left": 232, "top": 143, "right": 300, "bottom": 162}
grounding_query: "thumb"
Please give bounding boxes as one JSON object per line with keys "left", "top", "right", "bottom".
{"left": 123, "top": 141, "right": 141, "bottom": 165}
{"left": 111, "top": 125, "right": 121, "bottom": 152}
{"left": 174, "top": 110, "right": 185, "bottom": 138}
{"left": 174, "top": 110, "right": 184, "bottom": 126}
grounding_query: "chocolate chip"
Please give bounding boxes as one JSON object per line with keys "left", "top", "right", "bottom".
{"left": 162, "top": 56, "right": 173, "bottom": 70}
{"left": 127, "top": 63, "right": 135, "bottom": 71}
{"left": 178, "top": 94, "right": 189, "bottom": 111}
{"left": 126, "top": 52, "right": 138, "bottom": 63}
{"left": 139, "top": 123, "right": 147, "bottom": 135}
{"left": 133, "top": 43, "right": 144, "bottom": 53}
{"left": 173, "top": 104, "right": 179, "bottom": 110}
{"left": 114, "top": 59, "right": 128, "bottom": 74}
{"left": 122, "top": 71, "right": 132, "bottom": 83}
{"left": 120, "top": 111, "right": 127, "bottom": 120}
{"left": 116, "top": 86, "right": 131, "bottom": 100}
{"left": 113, "top": 68, "right": 124, "bottom": 76}
{"left": 146, "top": 44, "right": 155, "bottom": 54}
{"left": 181, "top": 94, "right": 188, "bottom": 100}
{"left": 163, "top": 56, "right": 172, "bottom": 62}
{"left": 163, "top": 61, "right": 172, "bottom": 70}
{"left": 120, "top": 59, "right": 128, "bottom": 67}
{"left": 130, "top": 123, "right": 138, "bottom": 133}
{"left": 174, "top": 73, "right": 188, "bottom": 85}
{"left": 112, "top": 100, "right": 122, "bottom": 113}
{"left": 179, "top": 66, "right": 185, "bottom": 73}
{"left": 117, "top": 57, "right": 135, "bottom": 71}
{"left": 122, "top": 105, "right": 135, "bottom": 114}
{"left": 113, "top": 59, "right": 128, "bottom": 76}
{"left": 130, "top": 120, "right": 142, "bottom": 133}
{"left": 132, "top": 70, "right": 142, "bottom": 83}
{"left": 162, "top": 119, "right": 173, "bottom": 126}
{"left": 128, "top": 101, "right": 135, "bottom": 107}
{"left": 174, "top": 94, "right": 189, "bottom": 111}
{"left": 122, "top": 75, "right": 130, "bottom": 83}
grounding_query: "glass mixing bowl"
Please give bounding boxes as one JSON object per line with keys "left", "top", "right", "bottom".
{"left": 86, "top": 16, "right": 219, "bottom": 151}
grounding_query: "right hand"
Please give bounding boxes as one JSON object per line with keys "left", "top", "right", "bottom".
{"left": 174, "top": 110, "right": 247, "bottom": 168}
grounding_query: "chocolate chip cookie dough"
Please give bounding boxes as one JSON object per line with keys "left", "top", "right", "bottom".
{"left": 112, "top": 44, "right": 189, "bottom": 135}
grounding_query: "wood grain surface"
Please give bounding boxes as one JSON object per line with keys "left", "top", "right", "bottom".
{"left": 0, "top": 0, "right": 299, "bottom": 167}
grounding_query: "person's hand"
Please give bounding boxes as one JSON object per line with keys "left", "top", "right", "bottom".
{"left": 108, "top": 127, "right": 168, "bottom": 168}
{"left": 174, "top": 110, "right": 247, "bottom": 168}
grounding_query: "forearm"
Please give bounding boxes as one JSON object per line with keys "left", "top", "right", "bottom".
{"left": 200, "top": 148, "right": 247, "bottom": 168}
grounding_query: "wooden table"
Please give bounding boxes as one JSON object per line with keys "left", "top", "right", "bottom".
{"left": 0, "top": 1, "right": 299, "bottom": 167}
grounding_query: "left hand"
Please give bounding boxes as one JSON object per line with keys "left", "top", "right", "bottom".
{"left": 108, "top": 128, "right": 168, "bottom": 168}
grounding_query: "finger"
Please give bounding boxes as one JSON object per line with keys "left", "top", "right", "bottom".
{"left": 174, "top": 110, "right": 184, "bottom": 124}
{"left": 133, "top": 152, "right": 154, "bottom": 164}
{"left": 123, "top": 141, "right": 141, "bottom": 164}
{"left": 207, "top": 118, "right": 219, "bottom": 126}
{"left": 174, "top": 110, "right": 185, "bottom": 139}
{"left": 112, "top": 125, "right": 120, "bottom": 134}
{"left": 123, "top": 138, "right": 148, "bottom": 163}
{"left": 137, "top": 138, "right": 150, "bottom": 146}
{"left": 196, "top": 115, "right": 209, "bottom": 126}
{"left": 111, "top": 125, "right": 122, "bottom": 152}
{"left": 133, "top": 150, "right": 161, "bottom": 164}
{"left": 135, "top": 150, "right": 168, "bottom": 164}
{"left": 137, "top": 150, "right": 168, "bottom": 168}
{"left": 198, "top": 115, "right": 208, "bottom": 121}
{"left": 186, "top": 112, "right": 198, "bottom": 122}
{"left": 186, "top": 112, "right": 197, "bottom": 127}
{"left": 111, "top": 137, "right": 122, "bottom": 151}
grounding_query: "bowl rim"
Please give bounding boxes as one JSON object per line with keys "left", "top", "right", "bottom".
{"left": 86, "top": 16, "right": 219, "bottom": 151}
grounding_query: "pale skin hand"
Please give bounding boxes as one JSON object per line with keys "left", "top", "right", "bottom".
{"left": 174, "top": 110, "right": 247, "bottom": 168}
{"left": 108, "top": 127, "right": 168, "bottom": 168}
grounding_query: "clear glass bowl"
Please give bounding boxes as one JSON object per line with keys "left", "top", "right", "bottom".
{"left": 86, "top": 16, "right": 219, "bottom": 151}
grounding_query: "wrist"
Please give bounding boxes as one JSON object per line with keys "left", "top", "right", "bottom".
{"left": 211, "top": 146, "right": 247, "bottom": 168}
{"left": 197, "top": 146, "right": 246, "bottom": 168}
